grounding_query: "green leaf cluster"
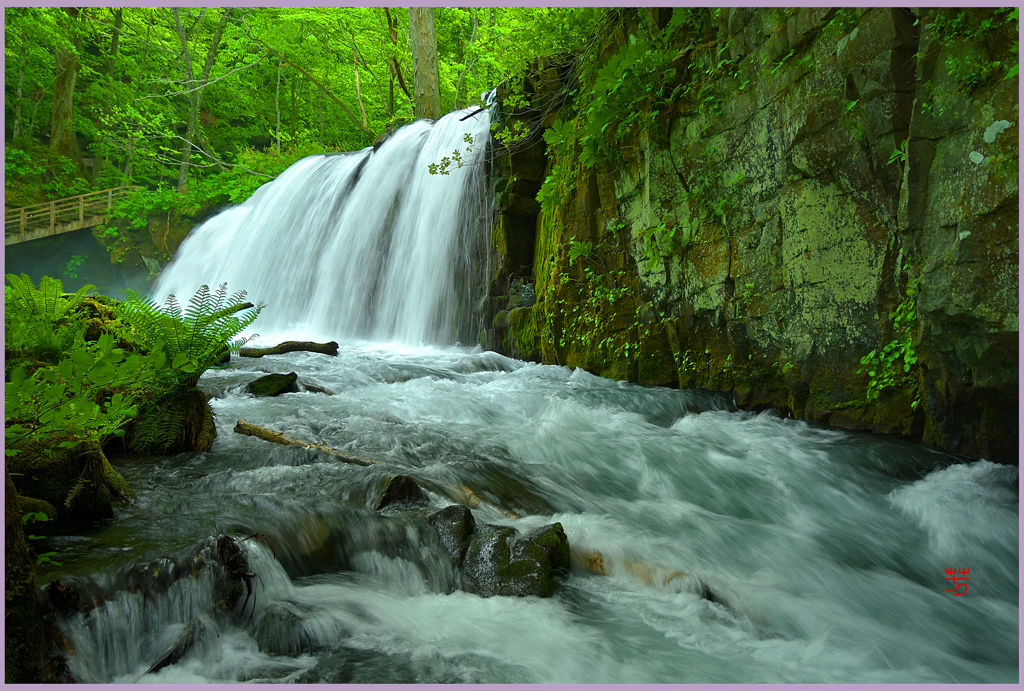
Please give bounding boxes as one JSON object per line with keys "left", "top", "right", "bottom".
{"left": 930, "top": 8, "right": 1018, "bottom": 91}
{"left": 858, "top": 277, "right": 922, "bottom": 407}
{"left": 114, "top": 282, "right": 263, "bottom": 388}
{"left": 5, "top": 332, "right": 166, "bottom": 457}
{"left": 5, "top": 273, "right": 92, "bottom": 363}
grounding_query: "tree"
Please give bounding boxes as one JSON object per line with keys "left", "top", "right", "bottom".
{"left": 172, "top": 7, "right": 232, "bottom": 192}
{"left": 408, "top": 7, "right": 442, "bottom": 119}
{"left": 49, "top": 8, "right": 87, "bottom": 178}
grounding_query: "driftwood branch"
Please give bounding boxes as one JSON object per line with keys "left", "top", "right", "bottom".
{"left": 233, "top": 419, "right": 379, "bottom": 466}
{"left": 237, "top": 340, "right": 338, "bottom": 358}
{"left": 232, "top": 419, "right": 521, "bottom": 519}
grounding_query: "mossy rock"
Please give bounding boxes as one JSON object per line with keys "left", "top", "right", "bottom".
{"left": 6, "top": 436, "right": 118, "bottom": 525}
{"left": 461, "top": 525, "right": 517, "bottom": 598}
{"left": 506, "top": 307, "right": 542, "bottom": 362}
{"left": 460, "top": 522, "right": 570, "bottom": 598}
{"left": 427, "top": 505, "right": 476, "bottom": 563}
{"left": 507, "top": 523, "right": 570, "bottom": 597}
{"left": 16, "top": 496, "right": 57, "bottom": 524}
{"left": 127, "top": 387, "right": 216, "bottom": 454}
{"left": 246, "top": 372, "right": 299, "bottom": 397}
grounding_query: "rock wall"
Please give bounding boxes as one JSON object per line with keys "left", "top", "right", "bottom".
{"left": 487, "top": 7, "right": 1018, "bottom": 464}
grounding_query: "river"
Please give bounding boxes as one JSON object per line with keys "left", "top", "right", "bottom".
{"left": 42, "top": 338, "right": 1018, "bottom": 683}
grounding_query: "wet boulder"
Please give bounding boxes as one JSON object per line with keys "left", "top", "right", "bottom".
{"left": 246, "top": 372, "right": 299, "bottom": 397}
{"left": 374, "top": 475, "right": 426, "bottom": 510}
{"left": 427, "top": 505, "right": 476, "bottom": 562}
{"left": 507, "top": 523, "right": 570, "bottom": 597}
{"left": 460, "top": 521, "right": 570, "bottom": 598}
{"left": 252, "top": 601, "right": 334, "bottom": 656}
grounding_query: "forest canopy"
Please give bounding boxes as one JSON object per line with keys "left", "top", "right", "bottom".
{"left": 4, "top": 6, "right": 606, "bottom": 207}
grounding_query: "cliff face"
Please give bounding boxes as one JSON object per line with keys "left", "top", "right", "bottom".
{"left": 488, "top": 8, "right": 1018, "bottom": 464}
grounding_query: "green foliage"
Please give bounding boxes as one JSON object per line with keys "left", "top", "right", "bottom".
{"left": 5, "top": 332, "right": 165, "bottom": 457}
{"left": 63, "top": 254, "right": 88, "bottom": 280}
{"left": 114, "top": 283, "right": 263, "bottom": 387}
{"left": 6, "top": 273, "right": 92, "bottom": 323}
{"left": 930, "top": 8, "right": 1018, "bottom": 92}
{"left": 639, "top": 222, "right": 676, "bottom": 272}
{"left": 567, "top": 236, "right": 593, "bottom": 265}
{"left": 858, "top": 276, "right": 922, "bottom": 407}
{"left": 4, "top": 274, "right": 92, "bottom": 362}
{"left": 126, "top": 388, "right": 206, "bottom": 455}
{"left": 4, "top": 146, "right": 46, "bottom": 179}
{"left": 428, "top": 133, "right": 476, "bottom": 175}
{"left": 578, "top": 36, "right": 676, "bottom": 168}
{"left": 884, "top": 138, "right": 909, "bottom": 165}
{"left": 537, "top": 162, "right": 575, "bottom": 223}
{"left": 21, "top": 512, "right": 61, "bottom": 566}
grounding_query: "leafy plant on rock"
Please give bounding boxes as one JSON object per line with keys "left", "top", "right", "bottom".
{"left": 858, "top": 276, "right": 922, "bottom": 408}
{"left": 113, "top": 283, "right": 263, "bottom": 453}
{"left": 115, "top": 283, "right": 263, "bottom": 388}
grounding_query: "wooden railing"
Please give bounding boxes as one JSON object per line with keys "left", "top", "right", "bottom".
{"left": 4, "top": 186, "right": 142, "bottom": 246}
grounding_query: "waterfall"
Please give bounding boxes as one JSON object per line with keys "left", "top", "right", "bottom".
{"left": 154, "top": 109, "right": 493, "bottom": 346}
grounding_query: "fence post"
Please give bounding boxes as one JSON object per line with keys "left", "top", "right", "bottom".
{"left": 50, "top": 202, "right": 55, "bottom": 234}
{"left": 20, "top": 208, "right": 27, "bottom": 237}
{"left": 107, "top": 189, "right": 113, "bottom": 208}
{"left": 79, "top": 194, "right": 85, "bottom": 223}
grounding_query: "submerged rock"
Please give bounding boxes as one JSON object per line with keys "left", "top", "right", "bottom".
{"left": 252, "top": 601, "right": 332, "bottom": 656}
{"left": 246, "top": 372, "right": 299, "bottom": 397}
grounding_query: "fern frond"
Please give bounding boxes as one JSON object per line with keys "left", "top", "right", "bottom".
{"left": 5, "top": 273, "right": 95, "bottom": 322}
{"left": 116, "top": 284, "right": 263, "bottom": 386}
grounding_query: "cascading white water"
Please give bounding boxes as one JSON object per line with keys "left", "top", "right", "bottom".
{"left": 154, "top": 109, "right": 493, "bottom": 345}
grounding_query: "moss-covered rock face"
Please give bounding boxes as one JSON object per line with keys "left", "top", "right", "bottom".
{"left": 489, "top": 8, "right": 1018, "bottom": 464}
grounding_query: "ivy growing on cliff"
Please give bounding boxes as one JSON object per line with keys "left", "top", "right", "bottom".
{"left": 858, "top": 276, "right": 922, "bottom": 408}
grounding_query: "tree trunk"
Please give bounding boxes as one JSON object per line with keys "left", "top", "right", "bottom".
{"left": 95, "top": 8, "right": 123, "bottom": 181}
{"left": 289, "top": 74, "right": 298, "bottom": 141}
{"left": 4, "top": 467, "right": 51, "bottom": 682}
{"left": 245, "top": 30, "right": 375, "bottom": 140}
{"left": 384, "top": 8, "right": 413, "bottom": 104}
{"left": 50, "top": 8, "right": 86, "bottom": 177}
{"left": 12, "top": 31, "right": 28, "bottom": 139}
{"left": 407, "top": 7, "right": 442, "bottom": 119}
{"left": 173, "top": 7, "right": 231, "bottom": 193}
{"left": 232, "top": 419, "right": 523, "bottom": 519}
{"left": 237, "top": 340, "right": 339, "bottom": 358}
{"left": 275, "top": 60, "right": 282, "bottom": 154}
{"left": 353, "top": 49, "right": 368, "bottom": 128}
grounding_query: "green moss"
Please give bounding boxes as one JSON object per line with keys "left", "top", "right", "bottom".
{"left": 101, "top": 456, "right": 135, "bottom": 503}
{"left": 507, "top": 306, "right": 543, "bottom": 359}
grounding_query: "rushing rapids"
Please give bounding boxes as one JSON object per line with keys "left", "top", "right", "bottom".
{"left": 39, "top": 112, "right": 1018, "bottom": 683}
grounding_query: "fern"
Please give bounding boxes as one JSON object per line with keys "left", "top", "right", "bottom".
{"left": 115, "top": 283, "right": 263, "bottom": 387}
{"left": 5, "top": 273, "right": 95, "bottom": 322}
{"left": 126, "top": 388, "right": 215, "bottom": 454}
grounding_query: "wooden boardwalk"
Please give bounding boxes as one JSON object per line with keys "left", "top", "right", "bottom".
{"left": 4, "top": 186, "right": 141, "bottom": 246}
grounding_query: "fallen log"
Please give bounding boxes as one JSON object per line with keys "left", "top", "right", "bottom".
{"left": 233, "top": 419, "right": 380, "bottom": 466}
{"left": 237, "top": 340, "right": 339, "bottom": 358}
{"left": 232, "top": 420, "right": 523, "bottom": 519}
